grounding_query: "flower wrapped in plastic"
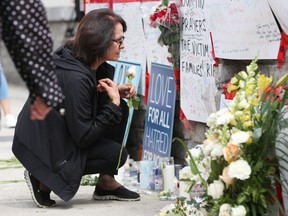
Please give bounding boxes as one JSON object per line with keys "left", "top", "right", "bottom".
{"left": 149, "top": 0, "right": 180, "bottom": 69}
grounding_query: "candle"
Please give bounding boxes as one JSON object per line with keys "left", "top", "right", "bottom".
{"left": 162, "top": 164, "right": 175, "bottom": 193}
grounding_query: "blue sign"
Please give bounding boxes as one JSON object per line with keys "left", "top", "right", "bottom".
{"left": 108, "top": 59, "right": 142, "bottom": 146}
{"left": 142, "top": 63, "right": 176, "bottom": 166}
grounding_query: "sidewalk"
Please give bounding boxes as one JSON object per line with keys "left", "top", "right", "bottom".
{"left": 0, "top": 85, "right": 170, "bottom": 216}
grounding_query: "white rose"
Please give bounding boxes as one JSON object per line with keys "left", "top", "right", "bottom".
{"left": 210, "top": 143, "right": 224, "bottom": 158}
{"left": 230, "top": 131, "right": 250, "bottom": 145}
{"left": 126, "top": 66, "right": 136, "bottom": 78}
{"left": 207, "top": 180, "right": 224, "bottom": 199}
{"left": 228, "top": 159, "right": 251, "bottom": 180}
{"left": 231, "top": 205, "right": 247, "bottom": 216}
{"left": 190, "top": 145, "right": 203, "bottom": 159}
{"left": 207, "top": 113, "right": 217, "bottom": 127}
{"left": 219, "top": 203, "right": 232, "bottom": 216}
{"left": 179, "top": 166, "right": 193, "bottom": 179}
{"left": 203, "top": 138, "right": 221, "bottom": 156}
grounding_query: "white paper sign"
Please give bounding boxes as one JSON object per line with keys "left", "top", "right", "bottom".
{"left": 206, "top": 0, "right": 281, "bottom": 59}
{"left": 180, "top": 0, "right": 217, "bottom": 123}
{"left": 268, "top": 0, "right": 288, "bottom": 34}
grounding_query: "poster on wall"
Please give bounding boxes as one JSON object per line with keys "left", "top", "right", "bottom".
{"left": 268, "top": 0, "right": 288, "bottom": 34}
{"left": 206, "top": 0, "right": 281, "bottom": 59}
{"left": 142, "top": 63, "right": 176, "bottom": 166}
{"left": 180, "top": 0, "right": 217, "bottom": 123}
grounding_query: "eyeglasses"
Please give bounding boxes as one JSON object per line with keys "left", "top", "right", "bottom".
{"left": 111, "top": 36, "right": 125, "bottom": 47}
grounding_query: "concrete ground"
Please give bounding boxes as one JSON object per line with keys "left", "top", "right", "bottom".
{"left": 0, "top": 85, "right": 170, "bottom": 216}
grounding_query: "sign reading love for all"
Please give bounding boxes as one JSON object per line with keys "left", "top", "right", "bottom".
{"left": 142, "top": 63, "right": 176, "bottom": 167}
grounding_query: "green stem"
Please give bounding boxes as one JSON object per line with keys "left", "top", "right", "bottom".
{"left": 116, "top": 80, "right": 132, "bottom": 169}
{"left": 116, "top": 141, "right": 125, "bottom": 170}
{"left": 162, "top": 0, "right": 169, "bottom": 6}
{"left": 173, "top": 137, "right": 208, "bottom": 190}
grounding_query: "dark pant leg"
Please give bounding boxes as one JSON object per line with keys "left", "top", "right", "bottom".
{"left": 83, "top": 100, "right": 129, "bottom": 175}
{"left": 83, "top": 138, "right": 128, "bottom": 175}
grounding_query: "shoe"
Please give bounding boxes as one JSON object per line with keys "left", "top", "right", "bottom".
{"left": 93, "top": 185, "right": 140, "bottom": 201}
{"left": 24, "top": 170, "right": 56, "bottom": 208}
{"left": 4, "top": 114, "right": 16, "bottom": 128}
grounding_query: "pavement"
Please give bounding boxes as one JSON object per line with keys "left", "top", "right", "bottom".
{"left": 0, "top": 84, "right": 170, "bottom": 216}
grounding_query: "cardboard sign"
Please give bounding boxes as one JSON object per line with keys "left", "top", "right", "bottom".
{"left": 142, "top": 63, "right": 176, "bottom": 166}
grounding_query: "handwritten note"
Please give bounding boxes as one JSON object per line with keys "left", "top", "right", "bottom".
{"left": 206, "top": 0, "right": 281, "bottom": 59}
{"left": 180, "top": 0, "right": 217, "bottom": 123}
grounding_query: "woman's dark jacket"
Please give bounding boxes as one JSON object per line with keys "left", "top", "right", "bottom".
{"left": 12, "top": 45, "right": 123, "bottom": 202}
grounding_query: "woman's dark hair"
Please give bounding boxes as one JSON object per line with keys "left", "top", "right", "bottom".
{"left": 70, "top": 8, "right": 127, "bottom": 66}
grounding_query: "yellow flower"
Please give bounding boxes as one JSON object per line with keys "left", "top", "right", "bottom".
{"left": 227, "top": 77, "right": 239, "bottom": 93}
{"left": 258, "top": 74, "right": 272, "bottom": 98}
{"left": 243, "top": 120, "right": 254, "bottom": 129}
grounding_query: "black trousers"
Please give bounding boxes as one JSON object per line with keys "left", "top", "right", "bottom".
{"left": 83, "top": 101, "right": 129, "bottom": 175}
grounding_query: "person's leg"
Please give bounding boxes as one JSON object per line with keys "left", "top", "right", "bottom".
{"left": 84, "top": 138, "right": 128, "bottom": 176}
{"left": 0, "top": 67, "right": 16, "bottom": 128}
{"left": 84, "top": 139, "right": 139, "bottom": 201}
{"left": 84, "top": 100, "right": 129, "bottom": 180}
{"left": 83, "top": 102, "right": 140, "bottom": 200}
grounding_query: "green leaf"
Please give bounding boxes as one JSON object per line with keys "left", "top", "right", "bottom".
{"left": 209, "top": 160, "right": 223, "bottom": 181}
{"left": 132, "top": 96, "right": 140, "bottom": 110}
{"left": 127, "top": 99, "right": 133, "bottom": 108}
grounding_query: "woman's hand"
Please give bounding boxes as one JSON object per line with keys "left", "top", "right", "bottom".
{"left": 97, "top": 78, "right": 120, "bottom": 106}
{"left": 30, "top": 96, "right": 52, "bottom": 120}
{"left": 118, "top": 83, "right": 136, "bottom": 99}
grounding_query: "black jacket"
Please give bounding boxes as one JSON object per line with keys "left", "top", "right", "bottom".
{"left": 12, "top": 45, "right": 123, "bottom": 201}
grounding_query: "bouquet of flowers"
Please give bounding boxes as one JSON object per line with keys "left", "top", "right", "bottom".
{"left": 158, "top": 59, "right": 288, "bottom": 216}
{"left": 149, "top": 0, "right": 180, "bottom": 69}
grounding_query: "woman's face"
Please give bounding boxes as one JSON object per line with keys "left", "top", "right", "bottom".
{"left": 105, "top": 23, "right": 125, "bottom": 61}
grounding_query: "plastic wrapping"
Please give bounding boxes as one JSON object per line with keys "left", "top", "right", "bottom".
{"left": 149, "top": 0, "right": 180, "bottom": 69}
